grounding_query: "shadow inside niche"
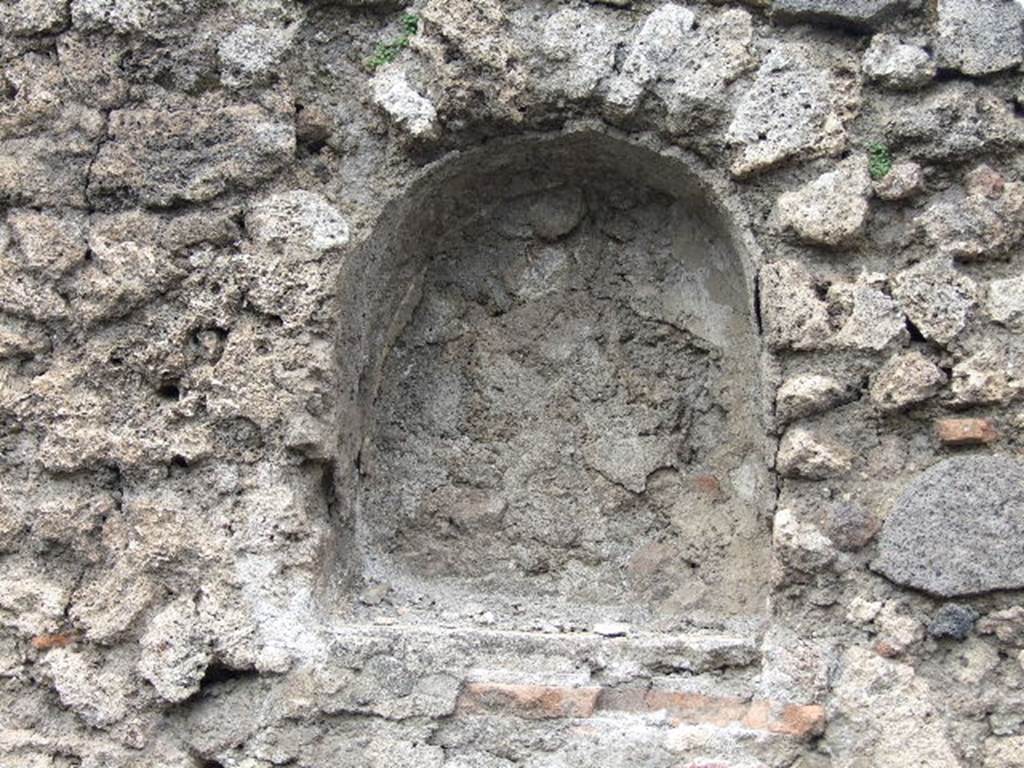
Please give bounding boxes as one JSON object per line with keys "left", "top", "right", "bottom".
{"left": 329, "top": 133, "right": 772, "bottom": 636}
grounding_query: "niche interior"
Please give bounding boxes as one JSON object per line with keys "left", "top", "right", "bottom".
{"left": 331, "top": 133, "right": 771, "bottom": 634}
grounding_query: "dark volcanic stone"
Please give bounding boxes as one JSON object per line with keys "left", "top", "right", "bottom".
{"left": 928, "top": 604, "right": 979, "bottom": 640}
{"left": 873, "top": 456, "right": 1024, "bottom": 596}
{"left": 825, "top": 503, "right": 881, "bottom": 551}
{"left": 772, "top": 0, "right": 915, "bottom": 29}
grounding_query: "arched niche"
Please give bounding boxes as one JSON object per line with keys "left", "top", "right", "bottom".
{"left": 331, "top": 131, "right": 772, "bottom": 634}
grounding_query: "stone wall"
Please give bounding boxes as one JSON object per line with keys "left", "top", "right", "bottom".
{"left": 2, "top": 1, "right": 1024, "bottom": 767}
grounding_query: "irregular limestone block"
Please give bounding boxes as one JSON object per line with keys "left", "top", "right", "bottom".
{"left": 541, "top": 8, "right": 618, "bottom": 101}
{"left": 774, "top": 507, "right": 836, "bottom": 573}
{"left": 371, "top": 69, "right": 439, "bottom": 141}
{"left": 772, "top": 0, "right": 913, "bottom": 29}
{"left": 606, "top": 4, "right": 697, "bottom": 112}
{"left": 777, "top": 427, "right": 853, "bottom": 479}
{"left": 6, "top": 209, "right": 88, "bottom": 279}
{"left": 607, "top": 4, "right": 754, "bottom": 128}
{"left": 935, "top": 0, "right": 1024, "bottom": 76}
{"left": 862, "top": 34, "right": 935, "bottom": 90}
{"left": 71, "top": 0, "right": 200, "bottom": 36}
{"left": 870, "top": 351, "right": 946, "bottom": 412}
{"left": 759, "top": 261, "right": 831, "bottom": 351}
{"left": 988, "top": 274, "right": 1024, "bottom": 329}
{"left": 825, "top": 502, "right": 881, "bottom": 551}
{"left": 89, "top": 103, "right": 295, "bottom": 207}
{"left": 887, "top": 83, "right": 1024, "bottom": 163}
{"left": 246, "top": 190, "right": 351, "bottom": 254}
{"left": 726, "top": 46, "right": 853, "bottom": 176}
{"left": 892, "top": 256, "right": 976, "bottom": 345}
{"left": 829, "top": 273, "right": 907, "bottom": 352}
{"left": 917, "top": 168, "right": 1024, "bottom": 260}
{"left": 66, "top": 213, "right": 186, "bottom": 326}
{"left": 983, "top": 736, "right": 1024, "bottom": 768}
{"left": 775, "top": 158, "right": 871, "bottom": 247}
{"left": 949, "top": 346, "right": 1022, "bottom": 406}
{"left": 776, "top": 373, "right": 846, "bottom": 423}
{"left": 219, "top": 23, "right": 295, "bottom": 88}
{"left": 874, "top": 456, "right": 1024, "bottom": 596}
{"left": 978, "top": 606, "right": 1024, "bottom": 645}
{"left": 0, "top": 0, "right": 69, "bottom": 35}
{"left": 137, "top": 596, "right": 212, "bottom": 703}
{"left": 873, "top": 161, "right": 924, "bottom": 200}
{"left": 46, "top": 648, "right": 131, "bottom": 728}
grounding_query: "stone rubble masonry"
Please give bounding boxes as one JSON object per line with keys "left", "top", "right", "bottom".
{"left": 2, "top": 0, "right": 1024, "bottom": 766}
{"left": 456, "top": 681, "right": 826, "bottom": 740}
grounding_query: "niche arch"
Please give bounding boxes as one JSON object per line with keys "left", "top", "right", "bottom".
{"left": 331, "top": 131, "right": 773, "bottom": 633}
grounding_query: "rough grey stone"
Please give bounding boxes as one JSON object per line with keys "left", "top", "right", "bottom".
{"left": 760, "top": 261, "right": 831, "bottom": 351}
{"left": 138, "top": 596, "right": 212, "bottom": 703}
{"left": 246, "top": 190, "right": 351, "bottom": 254}
{"left": 988, "top": 274, "right": 1024, "bottom": 329}
{"left": 71, "top": 0, "right": 200, "bottom": 36}
{"left": 541, "top": 7, "right": 618, "bottom": 101}
{"left": 928, "top": 604, "right": 978, "bottom": 641}
{"left": 978, "top": 606, "right": 1024, "bottom": 645}
{"left": 607, "top": 4, "right": 755, "bottom": 130}
{"left": 772, "top": 0, "right": 913, "bottom": 29}
{"left": 887, "top": 83, "right": 1024, "bottom": 163}
{"left": 726, "top": 46, "right": 854, "bottom": 176}
{"left": 6, "top": 209, "right": 88, "bottom": 279}
{"left": 874, "top": 456, "right": 1024, "bottom": 596}
{"left": 219, "top": 23, "right": 296, "bottom": 89}
{"left": 832, "top": 647, "right": 962, "bottom": 767}
{"left": 775, "top": 157, "right": 871, "bottom": 247}
{"left": 892, "top": 257, "right": 977, "bottom": 345}
{"left": 0, "top": 0, "right": 70, "bottom": 35}
{"left": 917, "top": 171, "right": 1024, "bottom": 261}
{"left": 89, "top": 103, "right": 296, "bottom": 207}
{"left": 935, "top": 0, "right": 1024, "bottom": 76}
{"left": 829, "top": 272, "right": 907, "bottom": 352}
{"left": 371, "top": 69, "right": 440, "bottom": 141}
{"left": 777, "top": 427, "right": 853, "bottom": 479}
{"left": 862, "top": 35, "right": 935, "bottom": 90}
{"left": 870, "top": 351, "right": 946, "bottom": 412}
{"left": 873, "top": 161, "right": 925, "bottom": 200}
{"left": 774, "top": 507, "right": 837, "bottom": 573}
{"left": 949, "top": 345, "right": 1023, "bottom": 406}
{"left": 776, "top": 373, "right": 847, "bottom": 423}
{"left": 825, "top": 502, "right": 881, "bottom": 551}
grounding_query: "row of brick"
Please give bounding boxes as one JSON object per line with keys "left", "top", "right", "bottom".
{"left": 456, "top": 682, "right": 825, "bottom": 740}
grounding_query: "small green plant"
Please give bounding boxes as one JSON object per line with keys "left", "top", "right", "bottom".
{"left": 367, "top": 12, "right": 420, "bottom": 71}
{"left": 867, "top": 142, "right": 893, "bottom": 181}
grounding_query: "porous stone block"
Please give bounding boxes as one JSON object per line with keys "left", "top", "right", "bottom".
{"left": 775, "top": 158, "right": 871, "bottom": 247}
{"left": 863, "top": 35, "right": 935, "bottom": 90}
{"left": 874, "top": 456, "right": 1024, "bottom": 596}
{"left": 870, "top": 351, "right": 946, "bottom": 412}
{"left": 772, "top": 0, "right": 914, "bottom": 29}
{"left": 935, "top": 0, "right": 1024, "bottom": 76}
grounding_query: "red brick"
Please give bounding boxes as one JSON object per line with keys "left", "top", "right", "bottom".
{"left": 935, "top": 418, "right": 999, "bottom": 447}
{"left": 457, "top": 682, "right": 600, "bottom": 719}
{"left": 693, "top": 474, "right": 722, "bottom": 498}
{"left": 457, "top": 682, "right": 825, "bottom": 740}
{"left": 31, "top": 633, "right": 78, "bottom": 650}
